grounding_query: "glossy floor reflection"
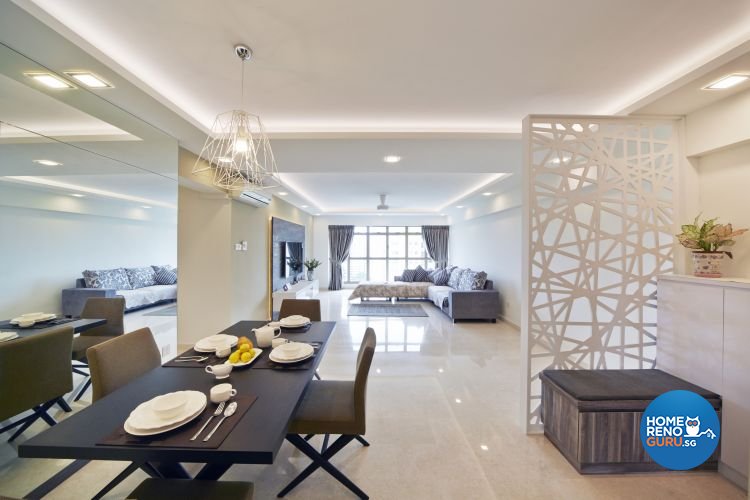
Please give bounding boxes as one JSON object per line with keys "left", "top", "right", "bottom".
{"left": 0, "top": 292, "right": 744, "bottom": 499}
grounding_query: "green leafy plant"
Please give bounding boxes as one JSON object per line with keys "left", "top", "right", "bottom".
{"left": 677, "top": 215, "right": 748, "bottom": 258}
{"left": 286, "top": 257, "right": 303, "bottom": 272}
{"left": 304, "top": 258, "right": 321, "bottom": 271}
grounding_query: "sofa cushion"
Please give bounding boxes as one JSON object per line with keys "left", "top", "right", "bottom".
{"left": 458, "top": 269, "right": 488, "bottom": 291}
{"left": 152, "top": 265, "right": 177, "bottom": 285}
{"left": 117, "top": 285, "right": 177, "bottom": 310}
{"left": 447, "top": 267, "right": 465, "bottom": 289}
{"left": 82, "top": 268, "right": 132, "bottom": 290}
{"left": 401, "top": 269, "right": 417, "bottom": 282}
{"left": 125, "top": 267, "right": 157, "bottom": 289}
{"left": 413, "top": 265, "right": 430, "bottom": 282}
{"left": 428, "top": 285, "right": 452, "bottom": 309}
{"left": 431, "top": 268, "right": 451, "bottom": 286}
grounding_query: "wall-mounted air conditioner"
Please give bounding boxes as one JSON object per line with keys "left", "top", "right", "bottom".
{"left": 233, "top": 190, "right": 271, "bottom": 207}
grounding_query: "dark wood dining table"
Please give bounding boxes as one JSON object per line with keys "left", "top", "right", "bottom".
{"left": 1, "top": 318, "right": 107, "bottom": 338}
{"left": 18, "top": 320, "right": 336, "bottom": 481}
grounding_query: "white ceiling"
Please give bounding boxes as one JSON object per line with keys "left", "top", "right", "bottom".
{"left": 23, "top": 0, "right": 750, "bottom": 134}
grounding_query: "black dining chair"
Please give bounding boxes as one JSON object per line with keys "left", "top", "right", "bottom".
{"left": 127, "top": 479, "right": 254, "bottom": 499}
{"left": 279, "top": 299, "right": 322, "bottom": 322}
{"left": 0, "top": 327, "right": 74, "bottom": 442}
{"left": 278, "top": 328, "right": 376, "bottom": 499}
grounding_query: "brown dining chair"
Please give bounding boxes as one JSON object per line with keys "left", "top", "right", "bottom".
{"left": 127, "top": 479, "right": 254, "bottom": 499}
{"left": 85, "top": 327, "right": 162, "bottom": 499}
{"left": 279, "top": 299, "right": 322, "bottom": 322}
{"left": 71, "top": 297, "right": 126, "bottom": 401}
{"left": 278, "top": 328, "right": 376, "bottom": 499}
{"left": 0, "top": 327, "right": 74, "bottom": 442}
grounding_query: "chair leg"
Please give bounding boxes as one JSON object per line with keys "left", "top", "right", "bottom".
{"left": 314, "top": 370, "right": 322, "bottom": 380}
{"left": 355, "top": 435, "right": 370, "bottom": 447}
{"left": 73, "top": 378, "right": 92, "bottom": 402}
{"left": 6, "top": 401, "right": 58, "bottom": 442}
{"left": 36, "top": 403, "right": 57, "bottom": 427}
{"left": 279, "top": 434, "right": 366, "bottom": 499}
{"left": 303, "top": 434, "right": 314, "bottom": 441}
{"left": 56, "top": 397, "right": 72, "bottom": 413}
{"left": 92, "top": 461, "right": 141, "bottom": 500}
{"left": 6, "top": 416, "right": 35, "bottom": 442}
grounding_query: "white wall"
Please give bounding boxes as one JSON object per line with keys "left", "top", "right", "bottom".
{"left": 0, "top": 192, "right": 177, "bottom": 318}
{"left": 310, "top": 214, "right": 447, "bottom": 289}
{"left": 686, "top": 87, "right": 750, "bottom": 156}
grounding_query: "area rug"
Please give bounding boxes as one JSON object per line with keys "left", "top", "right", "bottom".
{"left": 348, "top": 303, "right": 428, "bottom": 317}
{"left": 143, "top": 304, "right": 177, "bottom": 316}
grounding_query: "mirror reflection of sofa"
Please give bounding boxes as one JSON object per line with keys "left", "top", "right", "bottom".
{"left": 62, "top": 266, "right": 177, "bottom": 317}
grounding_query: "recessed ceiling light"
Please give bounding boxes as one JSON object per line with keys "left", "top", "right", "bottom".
{"left": 438, "top": 368, "right": 444, "bottom": 373}
{"left": 375, "top": 368, "right": 381, "bottom": 374}
{"left": 64, "top": 71, "right": 113, "bottom": 88}
{"left": 217, "top": 157, "right": 233, "bottom": 163}
{"left": 301, "top": 205, "right": 309, "bottom": 208}
{"left": 455, "top": 398, "right": 462, "bottom": 404}
{"left": 482, "top": 192, "right": 492, "bottom": 196}
{"left": 24, "top": 72, "right": 74, "bottom": 89}
{"left": 440, "top": 213, "right": 446, "bottom": 216}
{"left": 141, "top": 205, "right": 152, "bottom": 209}
{"left": 703, "top": 74, "right": 749, "bottom": 90}
{"left": 33, "top": 159, "right": 62, "bottom": 166}
{"left": 71, "top": 193, "right": 85, "bottom": 198}
{"left": 383, "top": 155, "right": 401, "bottom": 164}
{"left": 456, "top": 205, "right": 464, "bottom": 209}
{"left": 278, "top": 191, "right": 288, "bottom": 196}
{"left": 314, "top": 213, "right": 321, "bottom": 216}
{"left": 480, "top": 444, "right": 489, "bottom": 451}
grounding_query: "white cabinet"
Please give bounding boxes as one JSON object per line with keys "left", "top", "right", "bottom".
{"left": 657, "top": 275, "right": 750, "bottom": 491}
{"left": 271, "top": 280, "right": 319, "bottom": 313}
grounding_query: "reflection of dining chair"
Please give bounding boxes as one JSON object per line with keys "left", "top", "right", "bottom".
{"left": 279, "top": 299, "right": 322, "bottom": 322}
{"left": 0, "top": 327, "right": 74, "bottom": 442}
{"left": 278, "top": 328, "right": 376, "bottom": 499}
{"left": 126, "top": 478, "right": 254, "bottom": 499}
{"left": 86, "top": 327, "right": 162, "bottom": 499}
{"left": 71, "top": 297, "right": 125, "bottom": 401}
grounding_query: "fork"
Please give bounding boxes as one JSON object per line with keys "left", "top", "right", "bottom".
{"left": 174, "top": 356, "right": 209, "bottom": 363}
{"left": 190, "top": 401, "right": 225, "bottom": 441}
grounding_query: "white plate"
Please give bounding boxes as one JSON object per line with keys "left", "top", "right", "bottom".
{"left": 127, "top": 391, "right": 207, "bottom": 431}
{"left": 124, "top": 400, "right": 207, "bottom": 436}
{"left": 10, "top": 313, "right": 56, "bottom": 325}
{"left": 194, "top": 334, "right": 238, "bottom": 353}
{"left": 271, "top": 342, "right": 313, "bottom": 361}
{"left": 224, "top": 348, "right": 263, "bottom": 368}
{"left": 269, "top": 351, "right": 314, "bottom": 364}
{"left": 279, "top": 316, "right": 310, "bottom": 328}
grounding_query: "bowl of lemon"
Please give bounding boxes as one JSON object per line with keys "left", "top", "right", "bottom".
{"left": 225, "top": 336, "right": 262, "bottom": 368}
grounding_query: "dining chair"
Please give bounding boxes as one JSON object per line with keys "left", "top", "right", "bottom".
{"left": 278, "top": 327, "right": 376, "bottom": 499}
{"left": 127, "top": 478, "right": 254, "bottom": 499}
{"left": 71, "top": 297, "right": 126, "bottom": 401}
{"left": 279, "top": 298, "right": 322, "bottom": 322}
{"left": 85, "top": 327, "right": 162, "bottom": 499}
{"left": 0, "top": 327, "right": 74, "bottom": 442}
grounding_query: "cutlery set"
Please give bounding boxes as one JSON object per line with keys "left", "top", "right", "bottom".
{"left": 174, "top": 355, "right": 209, "bottom": 363}
{"left": 189, "top": 400, "right": 238, "bottom": 442}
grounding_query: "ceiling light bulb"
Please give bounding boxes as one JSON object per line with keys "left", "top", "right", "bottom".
{"left": 383, "top": 155, "right": 401, "bottom": 164}
{"left": 141, "top": 205, "right": 152, "bottom": 209}
{"left": 480, "top": 445, "right": 489, "bottom": 451}
{"left": 233, "top": 137, "right": 250, "bottom": 153}
{"left": 65, "top": 72, "right": 112, "bottom": 88}
{"left": 71, "top": 193, "right": 85, "bottom": 198}
{"left": 704, "top": 74, "right": 749, "bottom": 90}
{"left": 278, "top": 191, "right": 288, "bottom": 196}
{"left": 33, "top": 159, "right": 62, "bottom": 166}
{"left": 482, "top": 192, "right": 492, "bottom": 196}
{"left": 25, "top": 72, "right": 74, "bottom": 89}
{"left": 456, "top": 205, "right": 464, "bottom": 209}
{"left": 301, "top": 205, "right": 309, "bottom": 208}
{"left": 455, "top": 398, "right": 462, "bottom": 404}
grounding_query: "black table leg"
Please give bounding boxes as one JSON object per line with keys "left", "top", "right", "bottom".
{"left": 194, "top": 462, "right": 232, "bottom": 480}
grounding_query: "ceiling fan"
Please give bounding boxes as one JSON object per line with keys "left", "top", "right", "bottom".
{"left": 376, "top": 194, "right": 389, "bottom": 211}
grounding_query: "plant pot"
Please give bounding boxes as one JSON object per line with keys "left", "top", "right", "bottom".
{"left": 692, "top": 252, "right": 724, "bottom": 278}
{"left": 307, "top": 270, "right": 314, "bottom": 281}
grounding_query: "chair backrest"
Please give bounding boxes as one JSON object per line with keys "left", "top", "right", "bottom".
{"left": 0, "top": 327, "right": 74, "bottom": 421}
{"left": 354, "top": 328, "right": 376, "bottom": 429}
{"left": 86, "top": 327, "right": 161, "bottom": 402}
{"left": 80, "top": 297, "right": 125, "bottom": 337}
{"left": 279, "top": 299, "right": 321, "bottom": 322}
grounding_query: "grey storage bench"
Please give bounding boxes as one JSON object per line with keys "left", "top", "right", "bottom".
{"left": 540, "top": 369, "right": 721, "bottom": 474}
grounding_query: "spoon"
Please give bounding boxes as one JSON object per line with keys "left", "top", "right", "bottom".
{"left": 190, "top": 401, "right": 225, "bottom": 441}
{"left": 203, "top": 401, "right": 238, "bottom": 441}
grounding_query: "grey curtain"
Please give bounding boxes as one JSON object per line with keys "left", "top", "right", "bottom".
{"left": 328, "top": 225, "right": 354, "bottom": 290}
{"left": 422, "top": 225, "right": 450, "bottom": 268}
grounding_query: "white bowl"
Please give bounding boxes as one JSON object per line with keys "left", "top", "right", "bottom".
{"left": 276, "top": 342, "right": 302, "bottom": 357}
{"left": 151, "top": 392, "right": 188, "bottom": 420}
{"left": 21, "top": 312, "right": 44, "bottom": 318}
{"left": 17, "top": 319, "right": 35, "bottom": 328}
{"left": 202, "top": 335, "right": 226, "bottom": 345}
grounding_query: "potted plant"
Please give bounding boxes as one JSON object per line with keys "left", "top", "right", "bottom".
{"left": 304, "top": 258, "right": 321, "bottom": 281}
{"left": 676, "top": 215, "right": 747, "bottom": 278}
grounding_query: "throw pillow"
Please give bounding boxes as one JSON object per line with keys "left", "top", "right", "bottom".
{"left": 401, "top": 269, "right": 417, "bottom": 282}
{"left": 125, "top": 267, "right": 157, "bottom": 289}
{"left": 152, "top": 265, "right": 177, "bottom": 285}
{"left": 413, "top": 265, "right": 430, "bottom": 282}
{"left": 82, "top": 268, "right": 132, "bottom": 290}
{"left": 447, "top": 267, "right": 465, "bottom": 289}
{"left": 431, "top": 268, "right": 450, "bottom": 286}
{"left": 428, "top": 268, "right": 440, "bottom": 283}
{"left": 458, "top": 270, "right": 488, "bottom": 291}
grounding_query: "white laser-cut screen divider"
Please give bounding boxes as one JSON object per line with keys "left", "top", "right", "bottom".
{"left": 521, "top": 116, "right": 679, "bottom": 431}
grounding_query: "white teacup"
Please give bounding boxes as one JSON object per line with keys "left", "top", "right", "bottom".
{"left": 253, "top": 325, "right": 280, "bottom": 348}
{"left": 210, "top": 383, "right": 237, "bottom": 403}
{"left": 272, "top": 337, "right": 289, "bottom": 349}
{"left": 205, "top": 364, "right": 232, "bottom": 380}
{"left": 215, "top": 341, "right": 233, "bottom": 358}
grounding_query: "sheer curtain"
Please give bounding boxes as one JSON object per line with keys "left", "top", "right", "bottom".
{"left": 421, "top": 225, "right": 449, "bottom": 268}
{"left": 328, "top": 225, "right": 354, "bottom": 290}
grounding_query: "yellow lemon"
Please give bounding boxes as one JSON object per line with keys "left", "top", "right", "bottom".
{"left": 239, "top": 344, "right": 251, "bottom": 353}
{"left": 228, "top": 351, "right": 241, "bottom": 364}
{"left": 240, "top": 351, "right": 252, "bottom": 363}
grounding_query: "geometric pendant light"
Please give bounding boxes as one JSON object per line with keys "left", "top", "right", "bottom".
{"left": 193, "top": 45, "right": 279, "bottom": 191}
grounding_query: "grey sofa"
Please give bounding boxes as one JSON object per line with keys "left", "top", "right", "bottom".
{"left": 62, "top": 278, "right": 176, "bottom": 317}
{"left": 393, "top": 274, "right": 500, "bottom": 323}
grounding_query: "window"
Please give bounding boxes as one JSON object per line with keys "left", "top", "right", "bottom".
{"left": 343, "top": 226, "right": 432, "bottom": 283}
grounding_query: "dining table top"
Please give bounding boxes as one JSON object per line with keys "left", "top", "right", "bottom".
{"left": 1, "top": 318, "right": 107, "bottom": 338}
{"left": 18, "top": 320, "right": 336, "bottom": 469}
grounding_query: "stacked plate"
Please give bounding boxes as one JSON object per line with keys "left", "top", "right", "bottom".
{"left": 124, "top": 390, "right": 207, "bottom": 436}
{"left": 269, "top": 342, "right": 314, "bottom": 364}
{"left": 279, "top": 315, "right": 311, "bottom": 329}
{"left": 10, "top": 312, "right": 56, "bottom": 327}
{"left": 194, "top": 334, "right": 238, "bottom": 353}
